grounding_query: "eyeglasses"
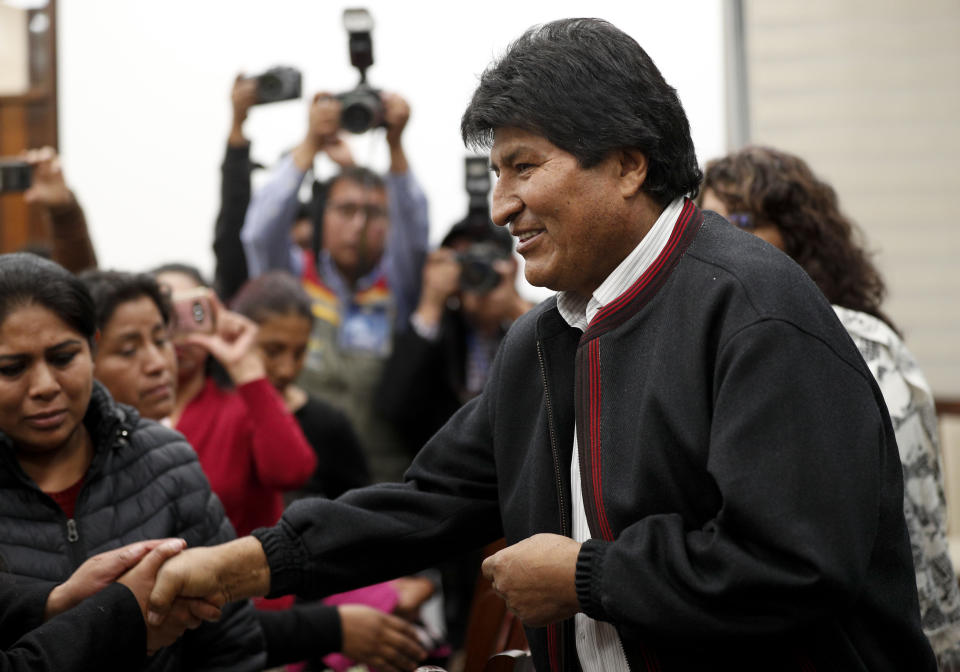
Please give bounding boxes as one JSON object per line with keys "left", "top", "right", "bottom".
{"left": 727, "top": 212, "right": 756, "bottom": 230}
{"left": 327, "top": 201, "right": 389, "bottom": 222}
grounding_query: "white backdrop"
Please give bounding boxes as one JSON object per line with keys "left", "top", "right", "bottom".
{"left": 58, "top": 0, "right": 726, "bottom": 298}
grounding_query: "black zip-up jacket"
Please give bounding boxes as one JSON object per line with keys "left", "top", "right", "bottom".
{"left": 255, "top": 207, "right": 935, "bottom": 670}
{"left": 0, "top": 382, "right": 266, "bottom": 671}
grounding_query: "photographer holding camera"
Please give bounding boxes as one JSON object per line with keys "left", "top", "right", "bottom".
{"left": 241, "top": 89, "right": 429, "bottom": 485}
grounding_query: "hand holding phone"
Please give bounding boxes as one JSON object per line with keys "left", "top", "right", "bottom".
{"left": 171, "top": 288, "right": 217, "bottom": 338}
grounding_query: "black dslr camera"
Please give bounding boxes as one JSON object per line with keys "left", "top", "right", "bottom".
{"left": 455, "top": 157, "right": 512, "bottom": 294}
{"left": 250, "top": 66, "right": 302, "bottom": 105}
{"left": 0, "top": 159, "right": 31, "bottom": 193}
{"left": 335, "top": 8, "right": 385, "bottom": 134}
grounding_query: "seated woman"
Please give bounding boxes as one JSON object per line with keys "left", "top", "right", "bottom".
{"left": 700, "top": 146, "right": 960, "bottom": 669}
{"left": 0, "top": 253, "right": 265, "bottom": 671}
{"left": 81, "top": 268, "right": 428, "bottom": 670}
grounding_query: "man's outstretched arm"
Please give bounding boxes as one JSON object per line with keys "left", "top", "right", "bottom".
{"left": 148, "top": 537, "right": 270, "bottom": 626}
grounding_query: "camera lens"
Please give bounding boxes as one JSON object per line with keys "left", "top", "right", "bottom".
{"left": 191, "top": 301, "right": 205, "bottom": 324}
{"left": 341, "top": 103, "right": 374, "bottom": 134}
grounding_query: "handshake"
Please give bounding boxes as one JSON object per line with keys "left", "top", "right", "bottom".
{"left": 49, "top": 537, "right": 266, "bottom": 655}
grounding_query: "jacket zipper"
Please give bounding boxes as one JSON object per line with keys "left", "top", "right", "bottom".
{"left": 537, "top": 340, "right": 568, "bottom": 537}
{"left": 537, "top": 340, "right": 569, "bottom": 671}
{"left": 66, "top": 518, "right": 79, "bottom": 542}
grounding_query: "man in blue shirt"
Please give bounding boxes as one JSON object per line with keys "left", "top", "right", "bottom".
{"left": 241, "top": 91, "right": 429, "bottom": 483}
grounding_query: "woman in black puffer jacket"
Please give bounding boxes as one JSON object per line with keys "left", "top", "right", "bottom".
{"left": 0, "top": 253, "right": 265, "bottom": 671}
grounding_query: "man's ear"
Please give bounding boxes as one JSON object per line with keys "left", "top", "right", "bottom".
{"left": 618, "top": 149, "right": 648, "bottom": 198}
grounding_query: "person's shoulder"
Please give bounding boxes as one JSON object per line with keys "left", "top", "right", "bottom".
{"left": 118, "top": 416, "right": 205, "bottom": 476}
{"left": 505, "top": 294, "right": 561, "bottom": 340}
{"left": 683, "top": 212, "right": 831, "bottom": 320}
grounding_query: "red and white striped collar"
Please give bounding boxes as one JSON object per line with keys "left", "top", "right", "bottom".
{"left": 557, "top": 196, "right": 686, "bottom": 332}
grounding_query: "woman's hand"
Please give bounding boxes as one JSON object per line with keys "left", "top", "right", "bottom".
{"left": 182, "top": 294, "right": 265, "bottom": 385}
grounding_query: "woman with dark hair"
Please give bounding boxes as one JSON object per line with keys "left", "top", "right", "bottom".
{"left": 150, "top": 262, "right": 315, "bottom": 542}
{"left": 701, "top": 146, "right": 960, "bottom": 668}
{"left": 0, "top": 253, "right": 265, "bottom": 671}
{"left": 80, "top": 270, "right": 177, "bottom": 422}
{"left": 230, "top": 270, "right": 369, "bottom": 499}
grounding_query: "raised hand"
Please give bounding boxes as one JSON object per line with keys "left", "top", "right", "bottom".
{"left": 382, "top": 92, "right": 410, "bottom": 147}
{"left": 413, "top": 248, "right": 462, "bottom": 330}
{"left": 22, "top": 146, "right": 74, "bottom": 210}
{"left": 339, "top": 604, "right": 428, "bottom": 672}
{"left": 181, "top": 293, "right": 265, "bottom": 385}
{"left": 229, "top": 73, "right": 258, "bottom": 146}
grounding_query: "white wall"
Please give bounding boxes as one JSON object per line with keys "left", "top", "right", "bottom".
{"left": 58, "top": 0, "right": 726, "bottom": 298}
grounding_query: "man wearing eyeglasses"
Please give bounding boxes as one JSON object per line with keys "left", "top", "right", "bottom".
{"left": 242, "top": 91, "right": 428, "bottom": 484}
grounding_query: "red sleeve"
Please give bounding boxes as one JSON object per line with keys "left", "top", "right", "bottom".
{"left": 235, "top": 378, "right": 317, "bottom": 490}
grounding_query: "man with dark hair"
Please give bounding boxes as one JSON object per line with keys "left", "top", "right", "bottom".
{"left": 148, "top": 18, "right": 935, "bottom": 670}
{"left": 241, "top": 92, "right": 429, "bottom": 484}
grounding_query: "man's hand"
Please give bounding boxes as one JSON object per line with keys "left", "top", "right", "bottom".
{"left": 461, "top": 258, "right": 533, "bottom": 335}
{"left": 413, "top": 249, "right": 461, "bottom": 330}
{"left": 339, "top": 604, "right": 428, "bottom": 672}
{"left": 147, "top": 537, "right": 270, "bottom": 627}
{"left": 229, "top": 73, "right": 258, "bottom": 146}
{"left": 292, "top": 93, "right": 354, "bottom": 170}
{"left": 481, "top": 533, "right": 581, "bottom": 627}
{"left": 22, "top": 147, "right": 74, "bottom": 210}
{"left": 118, "top": 539, "right": 221, "bottom": 654}
{"left": 382, "top": 92, "right": 410, "bottom": 148}
{"left": 44, "top": 539, "right": 178, "bottom": 620}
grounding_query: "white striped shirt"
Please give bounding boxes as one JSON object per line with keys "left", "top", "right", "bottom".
{"left": 558, "top": 196, "right": 684, "bottom": 672}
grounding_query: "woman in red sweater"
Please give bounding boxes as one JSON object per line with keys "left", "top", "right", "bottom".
{"left": 150, "top": 264, "right": 316, "bottom": 538}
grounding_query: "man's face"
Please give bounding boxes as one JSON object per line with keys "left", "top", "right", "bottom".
{"left": 322, "top": 178, "right": 390, "bottom": 282}
{"left": 489, "top": 128, "right": 630, "bottom": 296}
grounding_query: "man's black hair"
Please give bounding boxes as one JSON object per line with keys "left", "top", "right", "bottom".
{"left": 461, "top": 17, "right": 702, "bottom": 205}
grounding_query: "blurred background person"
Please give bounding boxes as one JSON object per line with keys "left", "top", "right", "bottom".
{"left": 0, "top": 253, "right": 265, "bottom": 671}
{"left": 18, "top": 147, "right": 97, "bottom": 274}
{"left": 700, "top": 145, "right": 960, "bottom": 669}
{"left": 151, "top": 263, "right": 315, "bottom": 541}
{"left": 212, "top": 73, "right": 258, "bottom": 304}
{"left": 241, "top": 91, "right": 429, "bottom": 484}
{"left": 377, "top": 218, "right": 531, "bottom": 456}
{"left": 230, "top": 269, "right": 370, "bottom": 500}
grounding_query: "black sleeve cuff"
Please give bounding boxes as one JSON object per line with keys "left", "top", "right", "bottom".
{"left": 252, "top": 522, "right": 311, "bottom": 598}
{"left": 575, "top": 538, "right": 611, "bottom": 622}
